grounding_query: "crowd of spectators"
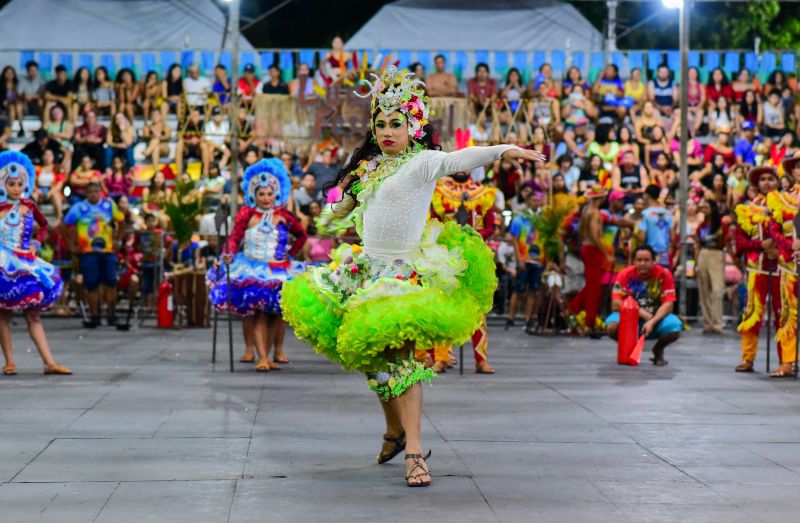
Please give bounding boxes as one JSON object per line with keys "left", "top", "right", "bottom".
{"left": 0, "top": 53, "right": 798, "bottom": 332}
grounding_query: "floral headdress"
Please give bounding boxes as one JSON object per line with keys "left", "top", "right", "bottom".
{"left": 355, "top": 65, "right": 430, "bottom": 140}
{"left": 0, "top": 151, "right": 34, "bottom": 203}
{"left": 242, "top": 158, "right": 292, "bottom": 209}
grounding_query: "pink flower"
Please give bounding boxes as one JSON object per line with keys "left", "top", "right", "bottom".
{"left": 350, "top": 264, "right": 359, "bottom": 274}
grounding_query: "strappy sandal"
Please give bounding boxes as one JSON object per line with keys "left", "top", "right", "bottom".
{"left": 770, "top": 363, "right": 796, "bottom": 378}
{"left": 274, "top": 354, "right": 290, "bottom": 364}
{"left": 239, "top": 354, "right": 255, "bottom": 363}
{"left": 405, "top": 451, "right": 432, "bottom": 487}
{"left": 376, "top": 431, "right": 406, "bottom": 464}
{"left": 44, "top": 363, "right": 72, "bottom": 375}
{"left": 735, "top": 360, "right": 754, "bottom": 372}
{"left": 3, "top": 363, "right": 17, "bottom": 375}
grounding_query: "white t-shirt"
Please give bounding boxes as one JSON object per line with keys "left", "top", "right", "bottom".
{"left": 496, "top": 241, "right": 517, "bottom": 272}
{"left": 203, "top": 119, "right": 230, "bottom": 147}
{"left": 184, "top": 76, "right": 211, "bottom": 107}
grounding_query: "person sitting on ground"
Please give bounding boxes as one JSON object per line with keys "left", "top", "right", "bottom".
{"left": 605, "top": 244, "right": 682, "bottom": 366}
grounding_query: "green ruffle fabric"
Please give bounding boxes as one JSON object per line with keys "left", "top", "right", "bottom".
{"left": 281, "top": 221, "right": 497, "bottom": 373}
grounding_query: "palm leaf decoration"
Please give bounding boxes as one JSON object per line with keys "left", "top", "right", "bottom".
{"left": 528, "top": 193, "right": 579, "bottom": 262}
{"left": 163, "top": 178, "right": 204, "bottom": 245}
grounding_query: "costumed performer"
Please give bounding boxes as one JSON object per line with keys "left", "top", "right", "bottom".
{"left": 733, "top": 166, "right": 782, "bottom": 373}
{"left": 207, "top": 159, "right": 307, "bottom": 372}
{"left": 766, "top": 155, "right": 800, "bottom": 377}
{"left": 0, "top": 151, "right": 70, "bottom": 376}
{"left": 424, "top": 129, "right": 497, "bottom": 374}
{"left": 280, "top": 65, "right": 544, "bottom": 487}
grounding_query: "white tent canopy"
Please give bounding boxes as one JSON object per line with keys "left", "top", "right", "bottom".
{"left": 345, "top": 0, "right": 602, "bottom": 52}
{"left": 0, "top": 0, "right": 254, "bottom": 51}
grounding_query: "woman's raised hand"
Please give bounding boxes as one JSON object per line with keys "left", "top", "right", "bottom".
{"left": 501, "top": 148, "right": 547, "bottom": 170}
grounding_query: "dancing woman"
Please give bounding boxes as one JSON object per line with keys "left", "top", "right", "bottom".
{"left": 0, "top": 151, "right": 70, "bottom": 376}
{"left": 207, "top": 159, "right": 306, "bottom": 372}
{"left": 281, "top": 66, "right": 543, "bottom": 487}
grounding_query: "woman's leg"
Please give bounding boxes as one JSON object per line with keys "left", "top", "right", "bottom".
{"left": 269, "top": 314, "right": 288, "bottom": 362}
{"left": 241, "top": 315, "right": 255, "bottom": 360}
{"left": 0, "top": 310, "right": 14, "bottom": 369}
{"left": 395, "top": 382, "right": 431, "bottom": 485}
{"left": 253, "top": 312, "right": 271, "bottom": 367}
{"left": 23, "top": 310, "right": 57, "bottom": 368}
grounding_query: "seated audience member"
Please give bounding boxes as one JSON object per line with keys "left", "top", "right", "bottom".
{"left": 426, "top": 54, "right": 458, "bottom": 97}
{"left": 69, "top": 154, "right": 102, "bottom": 203}
{"left": 18, "top": 60, "right": 45, "bottom": 118}
{"left": 114, "top": 68, "right": 140, "bottom": 122}
{"left": 237, "top": 64, "right": 261, "bottom": 105}
{"left": 102, "top": 156, "right": 133, "bottom": 200}
{"left": 605, "top": 244, "right": 682, "bottom": 366}
{"left": 212, "top": 64, "right": 231, "bottom": 104}
{"left": 175, "top": 107, "right": 204, "bottom": 176}
{"left": 104, "top": 112, "right": 135, "bottom": 170}
{"left": 288, "top": 63, "right": 315, "bottom": 99}
{"left": 202, "top": 106, "right": 231, "bottom": 175}
{"left": 73, "top": 110, "right": 107, "bottom": 170}
{"left": 91, "top": 66, "right": 116, "bottom": 117}
{"left": 648, "top": 64, "right": 677, "bottom": 116}
{"left": 592, "top": 63, "right": 631, "bottom": 121}
{"left": 262, "top": 64, "right": 289, "bottom": 94}
{"left": 141, "top": 109, "right": 172, "bottom": 171}
{"left": 467, "top": 63, "right": 497, "bottom": 115}
{"left": 306, "top": 146, "right": 340, "bottom": 191}
{"left": 183, "top": 64, "right": 211, "bottom": 112}
{"left": 44, "top": 65, "right": 71, "bottom": 121}
{"left": 34, "top": 148, "right": 66, "bottom": 220}
{"left": 293, "top": 173, "right": 318, "bottom": 216}
{"left": 46, "top": 105, "right": 73, "bottom": 170}
{"left": 141, "top": 71, "right": 162, "bottom": 120}
{"left": 611, "top": 150, "right": 649, "bottom": 202}
{"left": 161, "top": 63, "right": 183, "bottom": 118}
{"left": 762, "top": 88, "right": 787, "bottom": 139}
{"left": 70, "top": 66, "right": 93, "bottom": 124}
{"left": 21, "top": 128, "right": 63, "bottom": 166}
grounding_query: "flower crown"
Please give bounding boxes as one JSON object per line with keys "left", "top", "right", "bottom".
{"left": 355, "top": 65, "right": 430, "bottom": 140}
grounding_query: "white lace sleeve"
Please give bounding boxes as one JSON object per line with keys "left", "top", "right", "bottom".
{"left": 416, "top": 145, "right": 520, "bottom": 184}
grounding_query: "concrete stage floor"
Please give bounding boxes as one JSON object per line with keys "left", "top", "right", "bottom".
{"left": 1, "top": 319, "right": 799, "bottom": 522}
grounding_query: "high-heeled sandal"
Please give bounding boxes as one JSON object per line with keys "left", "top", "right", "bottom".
{"left": 376, "top": 431, "right": 406, "bottom": 464}
{"left": 405, "top": 451, "right": 432, "bottom": 487}
{"left": 3, "top": 363, "right": 17, "bottom": 375}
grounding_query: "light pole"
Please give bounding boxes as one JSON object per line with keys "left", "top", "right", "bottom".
{"left": 663, "top": 0, "right": 690, "bottom": 318}
{"left": 223, "top": 0, "right": 241, "bottom": 217}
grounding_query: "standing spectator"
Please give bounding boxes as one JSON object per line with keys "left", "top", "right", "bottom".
{"left": 212, "top": 64, "right": 231, "bottom": 105}
{"left": 104, "top": 112, "right": 135, "bottom": 169}
{"left": 637, "top": 184, "right": 672, "bottom": 268}
{"left": 141, "top": 109, "right": 171, "bottom": 171}
{"left": 306, "top": 147, "right": 340, "bottom": 191}
{"left": 102, "top": 156, "right": 132, "bottom": 200}
{"left": 237, "top": 64, "right": 261, "bottom": 105}
{"left": 45, "top": 105, "right": 73, "bottom": 170}
{"left": 507, "top": 191, "right": 545, "bottom": 334}
{"left": 648, "top": 64, "right": 677, "bottom": 117}
{"left": 68, "top": 154, "right": 102, "bottom": 203}
{"left": 706, "top": 67, "right": 733, "bottom": 106}
{"left": 734, "top": 120, "right": 757, "bottom": 166}
{"left": 18, "top": 61, "right": 45, "bottom": 119}
{"left": 73, "top": 110, "right": 107, "bottom": 170}
{"left": 467, "top": 63, "right": 497, "bottom": 115}
{"left": 63, "top": 182, "right": 125, "bottom": 326}
{"left": 183, "top": 65, "right": 210, "bottom": 111}
{"left": 91, "top": 66, "right": 116, "bottom": 117}
{"left": 605, "top": 244, "right": 682, "bottom": 366}
{"left": 140, "top": 71, "right": 161, "bottom": 120}
{"left": 0, "top": 66, "right": 23, "bottom": 130}
{"left": 262, "top": 65, "right": 289, "bottom": 94}
{"left": 161, "top": 63, "right": 183, "bottom": 118}
{"left": 114, "top": 68, "right": 140, "bottom": 122}
{"left": 694, "top": 195, "right": 727, "bottom": 338}
{"left": 426, "top": 54, "right": 458, "bottom": 97}
{"left": 288, "top": 63, "right": 314, "bottom": 99}
{"left": 202, "top": 105, "right": 230, "bottom": 174}
{"left": 612, "top": 150, "right": 649, "bottom": 201}
{"left": 43, "top": 65, "right": 71, "bottom": 123}
{"left": 34, "top": 148, "right": 65, "bottom": 220}
{"left": 762, "top": 89, "right": 787, "bottom": 138}
{"left": 21, "top": 128, "right": 62, "bottom": 166}
{"left": 175, "top": 107, "right": 203, "bottom": 176}
{"left": 70, "top": 67, "right": 92, "bottom": 124}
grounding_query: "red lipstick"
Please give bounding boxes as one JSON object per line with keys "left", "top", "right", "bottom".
{"left": 382, "top": 140, "right": 394, "bottom": 146}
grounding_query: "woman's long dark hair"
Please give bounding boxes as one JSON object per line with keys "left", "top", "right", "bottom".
{"left": 323, "top": 111, "right": 437, "bottom": 201}
{"left": 707, "top": 67, "right": 729, "bottom": 88}
{"left": 705, "top": 198, "right": 721, "bottom": 233}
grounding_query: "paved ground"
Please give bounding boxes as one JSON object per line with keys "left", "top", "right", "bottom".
{"left": 2, "top": 318, "right": 800, "bottom": 522}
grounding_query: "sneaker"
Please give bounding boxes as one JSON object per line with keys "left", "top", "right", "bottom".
{"left": 504, "top": 319, "right": 514, "bottom": 331}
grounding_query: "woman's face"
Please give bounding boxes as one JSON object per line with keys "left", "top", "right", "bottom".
{"left": 5, "top": 176, "right": 23, "bottom": 200}
{"left": 656, "top": 154, "right": 669, "bottom": 169}
{"left": 632, "top": 69, "right": 641, "bottom": 81}
{"left": 687, "top": 199, "right": 698, "bottom": 215}
{"left": 712, "top": 69, "right": 723, "bottom": 83}
{"left": 146, "top": 72, "right": 157, "bottom": 84}
{"left": 738, "top": 70, "right": 750, "bottom": 82}
{"left": 697, "top": 200, "right": 711, "bottom": 215}
{"left": 533, "top": 127, "right": 545, "bottom": 142}
{"left": 541, "top": 64, "right": 551, "bottom": 77}
{"left": 604, "top": 65, "right": 616, "bottom": 79}
{"left": 652, "top": 126, "right": 664, "bottom": 141}
{"left": 718, "top": 96, "right": 728, "bottom": 109}
{"left": 80, "top": 68, "right": 89, "bottom": 82}
{"left": 781, "top": 177, "right": 792, "bottom": 190}
{"left": 718, "top": 132, "right": 730, "bottom": 145}
{"left": 713, "top": 174, "right": 725, "bottom": 190}
{"left": 151, "top": 110, "right": 162, "bottom": 123}
{"left": 608, "top": 128, "right": 617, "bottom": 142}
{"left": 3, "top": 68, "right": 13, "bottom": 81}
{"left": 97, "top": 68, "right": 107, "bottom": 82}
{"left": 643, "top": 101, "right": 654, "bottom": 116}
{"left": 688, "top": 68, "right": 698, "bottom": 81}
{"left": 373, "top": 111, "right": 410, "bottom": 155}
{"left": 154, "top": 171, "right": 165, "bottom": 185}
{"left": 255, "top": 186, "right": 276, "bottom": 209}
{"left": 553, "top": 175, "right": 565, "bottom": 190}
{"left": 170, "top": 66, "right": 181, "bottom": 81}
{"left": 619, "top": 127, "right": 631, "bottom": 143}
{"left": 309, "top": 201, "right": 321, "bottom": 217}
{"left": 80, "top": 156, "right": 92, "bottom": 170}
{"left": 42, "top": 149, "right": 54, "bottom": 165}
{"left": 115, "top": 113, "right": 127, "bottom": 128}
{"left": 745, "top": 91, "right": 755, "bottom": 104}
{"left": 590, "top": 156, "right": 602, "bottom": 170}
{"left": 112, "top": 157, "right": 123, "bottom": 171}
{"left": 51, "top": 107, "right": 63, "bottom": 121}
{"left": 509, "top": 71, "right": 520, "bottom": 85}
{"left": 714, "top": 153, "right": 725, "bottom": 167}
{"left": 121, "top": 71, "right": 132, "bottom": 84}
{"left": 118, "top": 195, "right": 129, "bottom": 211}
{"left": 568, "top": 67, "right": 580, "bottom": 82}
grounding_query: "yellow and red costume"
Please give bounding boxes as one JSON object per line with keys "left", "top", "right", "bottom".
{"left": 766, "top": 185, "right": 799, "bottom": 364}
{"left": 417, "top": 176, "right": 497, "bottom": 367}
{"left": 735, "top": 193, "right": 782, "bottom": 363}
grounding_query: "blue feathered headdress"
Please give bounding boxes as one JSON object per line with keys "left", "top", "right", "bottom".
{"left": 242, "top": 158, "right": 291, "bottom": 209}
{"left": 0, "top": 151, "right": 35, "bottom": 203}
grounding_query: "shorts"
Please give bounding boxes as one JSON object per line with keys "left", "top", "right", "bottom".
{"left": 605, "top": 312, "right": 682, "bottom": 340}
{"left": 79, "top": 253, "right": 118, "bottom": 291}
{"left": 514, "top": 263, "right": 544, "bottom": 294}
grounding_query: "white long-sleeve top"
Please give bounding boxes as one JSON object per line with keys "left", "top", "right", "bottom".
{"left": 330, "top": 145, "right": 518, "bottom": 261}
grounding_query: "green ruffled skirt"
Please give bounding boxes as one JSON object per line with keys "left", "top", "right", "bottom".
{"left": 281, "top": 220, "right": 497, "bottom": 384}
